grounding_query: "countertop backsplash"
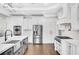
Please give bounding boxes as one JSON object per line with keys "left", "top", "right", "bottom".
{"left": 61, "top": 30, "right": 79, "bottom": 40}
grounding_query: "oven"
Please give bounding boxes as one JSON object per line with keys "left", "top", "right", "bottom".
{"left": 13, "top": 26, "right": 22, "bottom": 36}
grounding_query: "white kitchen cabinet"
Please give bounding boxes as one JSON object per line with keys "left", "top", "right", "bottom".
{"left": 57, "top": 4, "right": 71, "bottom": 30}
{"left": 57, "top": 4, "right": 71, "bottom": 24}
{"left": 71, "top": 4, "right": 79, "bottom": 30}
{"left": 76, "top": 46, "right": 79, "bottom": 54}
{"left": 14, "top": 48, "right": 23, "bottom": 55}
{"left": 0, "top": 15, "right": 7, "bottom": 35}
{"left": 61, "top": 40, "right": 70, "bottom": 55}
{"left": 61, "top": 4, "right": 71, "bottom": 19}
{"left": 57, "top": 3, "right": 79, "bottom": 30}
{"left": 70, "top": 44, "right": 77, "bottom": 55}
{"left": 65, "top": 43, "right": 76, "bottom": 55}
{"left": 61, "top": 40, "right": 77, "bottom": 55}
{"left": 22, "top": 37, "right": 28, "bottom": 54}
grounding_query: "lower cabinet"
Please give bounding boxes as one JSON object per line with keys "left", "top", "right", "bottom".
{"left": 76, "top": 46, "right": 79, "bottom": 54}
{"left": 61, "top": 40, "right": 70, "bottom": 55}
{"left": 61, "top": 40, "right": 77, "bottom": 55}
{"left": 70, "top": 44, "right": 77, "bottom": 55}
{"left": 22, "top": 37, "right": 28, "bottom": 54}
{"left": 15, "top": 37, "right": 28, "bottom": 55}
{"left": 55, "top": 39, "right": 79, "bottom": 55}
{"left": 14, "top": 48, "right": 23, "bottom": 55}
{"left": 0, "top": 47, "right": 14, "bottom": 55}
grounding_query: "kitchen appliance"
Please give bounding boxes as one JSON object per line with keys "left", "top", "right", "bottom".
{"left": 13, "top": 26, "right": 22, "bottom": 36}
{"left": 33, "top": 25, "right": 43, "bottom": 44}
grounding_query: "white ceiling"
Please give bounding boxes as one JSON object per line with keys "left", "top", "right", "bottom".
{"left": 10, "top": 3, "right": 57, "bottom": 8}
{"left": 0, "top": 3, "right": 61, "bottom": 16}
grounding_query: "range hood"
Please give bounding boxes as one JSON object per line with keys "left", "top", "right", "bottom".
{"left": 57, "top": 18, "right": 71, "bottom": 25}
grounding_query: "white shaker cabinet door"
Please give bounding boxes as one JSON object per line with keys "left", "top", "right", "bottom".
{"left": 61, "top": 40, "right": 71, "bottom": 55}
{"left": 76, "top": 46, "right": 79, "bottom": 55}
{"left": 62, "top": 40, "right": 77, "bottom": 55}
{"left": 71, "top": 4, "right": 79, "bottom": 30}
{"left": 70, "top": 44, "right": 77, "bottom": 55}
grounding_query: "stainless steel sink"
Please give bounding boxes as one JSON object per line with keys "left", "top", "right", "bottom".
{"left": 3, "top": 40, "right": 20, "bottom": 44}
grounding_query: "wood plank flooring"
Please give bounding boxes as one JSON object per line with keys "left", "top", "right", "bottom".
{"left": 24, "top": 44, "right": 59, "bottom": 55}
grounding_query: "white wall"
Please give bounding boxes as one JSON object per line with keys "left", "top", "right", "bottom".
{"left": 0, "top": 14, "right": 7, "bottom": 43}
{"left": 23, "top": 16, "right": 58, "bottom": 43}
{"left": 6, "top": 16, "right": 58, "bottom": 43}
{"left": 0, "top": 15, "right": 7, "bottom": 35}
{"left": 42, "top": 17, "right": 58, "bottom": 43}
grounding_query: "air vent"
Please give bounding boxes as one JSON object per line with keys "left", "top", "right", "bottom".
{"left": 30, "top": 14, "right": 44, "bottom": 17}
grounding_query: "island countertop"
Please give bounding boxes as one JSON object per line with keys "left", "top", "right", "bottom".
{"left": 0, "top": 44, "right": 15, "bottom": 54}
{"left": 7, "top": 36, "right": 28, "bottom": 41}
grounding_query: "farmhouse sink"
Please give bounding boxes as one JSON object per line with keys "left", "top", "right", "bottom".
{"left": 2, "top": 40, "right": 20, "bottom": 53}
{"left": 3, "top": 40, "right": 20, "bottom": 44}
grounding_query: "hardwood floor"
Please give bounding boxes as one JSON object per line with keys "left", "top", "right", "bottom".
{"left": 24, "top": 44, "right": 59, "bottom": 55}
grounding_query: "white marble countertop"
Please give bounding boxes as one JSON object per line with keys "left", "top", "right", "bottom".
{"left": 0, "top": 44, "right": 15, "bottom": 54}
{"left": 7, "top": 36, "right": 28, "bottom": 42}
{"left": 0, "top": 36, "right": 28, "bottom": 54}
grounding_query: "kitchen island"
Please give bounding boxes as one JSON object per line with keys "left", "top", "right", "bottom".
{"left": 0, "top": 36, "right": 28, "bottom": 55}
{"left": 0, "top": 44, "right": 14, "bottom": 55}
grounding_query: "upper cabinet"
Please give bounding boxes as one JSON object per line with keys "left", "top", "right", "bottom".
{"left": 57, "top": 3, "right": 79, "bottom": 30}
{"left": 57, "top": 4, "right": 71, "bottom": 25}
{"left": 71, "top": 4, "right": 79, "bottom": 30}
{"left": 57, "top": 4, "right": 71, "bottom": 30}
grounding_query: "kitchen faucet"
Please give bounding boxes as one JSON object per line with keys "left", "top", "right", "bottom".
{"left": 5, "top": 29, "right": 13, "bottom": 41}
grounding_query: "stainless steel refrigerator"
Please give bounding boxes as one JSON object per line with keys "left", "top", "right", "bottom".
{"left": 33, "top": 25, "right": 43, "bottom": 44}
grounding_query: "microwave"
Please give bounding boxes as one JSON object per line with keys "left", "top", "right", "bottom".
{"left": 13, "top": 26, "right": 22, "bottom": 36}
